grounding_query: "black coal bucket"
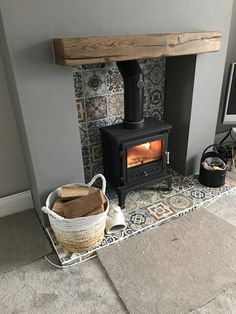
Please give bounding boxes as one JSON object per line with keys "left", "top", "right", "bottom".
{"left": 198, "top": 144, "right": 227, "bottom": 188}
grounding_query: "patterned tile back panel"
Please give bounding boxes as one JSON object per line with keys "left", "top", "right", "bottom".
{"left": 72, "top": 58, "right": 166, "bottom": 182}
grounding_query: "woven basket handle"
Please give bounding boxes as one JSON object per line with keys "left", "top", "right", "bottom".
{"left": 41, "top": 206, "right": 65, "bottom": 221}
{"left": 87, "top": 174, "right": 106, "bottom": 194}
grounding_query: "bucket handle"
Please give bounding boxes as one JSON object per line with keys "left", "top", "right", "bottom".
{"left": 42, "top": 206, "right": 65, "bottom": 221}
{"left": 201, "top": 144, "right": 228, "bottom": 160}
{"left": 87, "top": 174, "right": 106, "bottom": 194}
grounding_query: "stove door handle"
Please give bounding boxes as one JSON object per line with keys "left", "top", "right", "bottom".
{"left": 165, "top": 151, "right": 170, "bottom": 164}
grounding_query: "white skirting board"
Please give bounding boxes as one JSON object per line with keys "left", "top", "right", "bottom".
{"left": 0, "top": 190, "right": 33, "bottom": 217}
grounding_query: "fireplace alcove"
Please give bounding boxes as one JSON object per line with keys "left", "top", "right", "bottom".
{"left": 53, "top": 32, "right": 221, "bottom": 193}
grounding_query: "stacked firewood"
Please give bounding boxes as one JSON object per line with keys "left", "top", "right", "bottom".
{"left": 52, "top": 186, "right": 106, "bottom": 218}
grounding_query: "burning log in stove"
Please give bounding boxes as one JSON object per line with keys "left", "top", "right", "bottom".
{"left": 127, "top": 140, "right": 163, "bottom": 168}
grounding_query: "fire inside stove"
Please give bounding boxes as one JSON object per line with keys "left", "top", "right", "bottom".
{"left": 127, "top": 139, "right": 164, "bottom": 168}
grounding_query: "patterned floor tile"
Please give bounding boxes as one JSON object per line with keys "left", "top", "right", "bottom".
{"left": 122, "top": 195, "right": 139, "bottom": 214}
{"left": 147, "top": 201, "right": 176, "bottom": 222}
{"left": 165, "top": 193, "right": 194, "bottom": 212}
{"left": 225, "top": 176, "right": 236, "bottom": 188}
{"left": 125, "top": 208, "right": 156, "bottom": 232}
{"left": 182, "top": 187, "right": 214, "bottom": 205}
{"left": 187, "top": 174, "right": 204, "bottom": 187}
{"left": 172, "top": 174, "right": 194, "bottom": 191}
{"left": 128, "top": 189, "right": 160, "bottom": 207}
{"left": 152, "top": 185, "right": 179, "bottom": 200}
{"left": 108, "top": 193, "right": 139, "bottom": 215}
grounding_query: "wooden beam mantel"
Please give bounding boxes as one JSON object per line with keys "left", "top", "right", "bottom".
{"left": 53, "top": 31, "right": 221, "bottom": 66}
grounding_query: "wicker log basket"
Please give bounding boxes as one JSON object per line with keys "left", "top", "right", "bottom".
{"left": 42, "top": 174, "right": 109, "bottom": 253}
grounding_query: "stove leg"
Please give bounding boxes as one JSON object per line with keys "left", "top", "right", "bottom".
{"left": 118, "top": 191, "right": 127, "bottom": 209}
{"left": 167, "top": 177, "right": 172, "bottom": 191}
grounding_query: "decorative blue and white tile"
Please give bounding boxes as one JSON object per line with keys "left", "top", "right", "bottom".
{"left": 146, "top": 201, "right": 176, "bottom": 222}
{"left": 79, "top": 123, "right": 89, "bottom": 147}
{"left": 107, "top": 93, "right": 124, "bottom": 117}
{"left": 187, "top": 174, "right": 204, "bottom": 187}
{"left": 125, "top": 208, "right": 156, "bottom": 232}
{"left": 165, "top": 193, "right": 194, "bottom": 212}
{"left": 81, "top": 145, "right": 90, "bottom": 166}
{"left": 142, "top": 63, "right": 165, "bottom": 88}
{"left": 72, "top": 65, "right": 82, "bottom": 72}
{"left": 73, "top": 58, "right": 168, "bottom": 170}
{"left": 73, "top": 70, "right": 84, "bottom": 100}
{"left": 144, "top": 105, "right": 163, "bottom": 120}
{"left": 81, "top": 63, "right": 106, "bottom": 71}
{"left": 182, "top": 187, "right": 214, "bottom": 205}
{"left": 87, "top": 118, "right": 110, "bottom": 145}
{"left": 85, "top": 96, "right": 107, "bottom": 121}
{"left": 102, "top": 233, "right": 123, "bottom": 245}
{"left": 91, "top": 160, "right": 104, "bottom": 178}
{"left": 90, "top": 143, "right": 103, "bottom": 163}
{"left": 122, "top": 195, "right": 139, "bottom": 214}
{"left": 106, "top": 186, "right": 118, "bottom": 200}
{"left": 171, "top": 174, "right": 194, "bottom": 191}
{"left": 83, "top": 166, "right": 91, "bottom": 184}
{"left": 108, "top": 191, "right": 139, "bottom": 215}
{"left": 147, "top": 86, "right": 164, "bottom": 108}
{"left": 83, "top": 70, "right": 107, "bottom": 97}
{"left": 76, "top": 100, "right": 86, "bottom": 123}
{"left": 128, "top": 189, "right": 161, "bottom": 207}
{"left": 151, "top": 184, "right": 179, "bottom": 200}
{"left": 225, "top": 176, "right": 236, "bottom": 188}
{"left": 106, "top": 68, "right": 123, "bottom": 93}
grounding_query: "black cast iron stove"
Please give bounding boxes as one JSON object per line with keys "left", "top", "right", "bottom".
{"left": 100, "top": 60, "right": 172, "bottom": 208}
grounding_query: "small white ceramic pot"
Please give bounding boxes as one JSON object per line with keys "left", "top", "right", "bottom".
{"left": 105, "top": 204, "right": 126, "bottom": 234}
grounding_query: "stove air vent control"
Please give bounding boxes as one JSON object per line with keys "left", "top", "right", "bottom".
{"left": 136, "top": 79, "right": 144, "bottom": 89}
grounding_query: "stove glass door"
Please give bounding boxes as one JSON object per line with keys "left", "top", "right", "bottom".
{"left": 127, "top": 139, "right": 164, "bottom": 169}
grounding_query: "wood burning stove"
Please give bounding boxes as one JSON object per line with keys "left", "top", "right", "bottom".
{"left": 100, "top": 60, "right": 172, "bottom": 208}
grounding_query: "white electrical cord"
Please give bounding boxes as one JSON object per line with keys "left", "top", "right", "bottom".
{"left": 231, "top": 146, "right": 236, "bottom": 172}
{"left": 44, "top": 253, "right": 96, "bottom": 269}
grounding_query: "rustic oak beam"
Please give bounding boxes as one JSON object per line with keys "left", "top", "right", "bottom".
{"left": 53, "top": 31, "right": 221, "bottom": 66}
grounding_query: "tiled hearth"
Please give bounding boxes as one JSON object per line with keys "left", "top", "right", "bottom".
{"left": 46, "top": 170, "right": 236, "bottom": 267}
{"left": 73, "top": 58, "right": 166, "bottom": 182}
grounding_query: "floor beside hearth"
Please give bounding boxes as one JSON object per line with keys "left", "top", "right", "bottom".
{"left": 1, "top": 190, "right": 236, "bottom": 314}
{"left": 47, "top": 170, "right": 236, "bottom": 267}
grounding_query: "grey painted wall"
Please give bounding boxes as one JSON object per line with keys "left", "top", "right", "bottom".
{"left": 0, "top": 0, "right": 233, "bottom": 222}
{"left": 216, "top": 0, "right": 236, "bottom": 133}
{"left": 0, "top": 54, "right": 29, "bottom": 198}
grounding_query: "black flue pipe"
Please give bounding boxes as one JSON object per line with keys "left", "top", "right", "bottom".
{"left": 116, "top": 60, "right": 144, "bottom": 129}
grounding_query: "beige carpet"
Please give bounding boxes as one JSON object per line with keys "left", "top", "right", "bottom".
{"left": 98, "top": 208, "right": 236, "bottom": 314}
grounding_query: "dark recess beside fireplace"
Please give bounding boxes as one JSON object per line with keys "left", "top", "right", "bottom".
{"left": 100, "top": 60, "right": 172, "bottom": 208}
